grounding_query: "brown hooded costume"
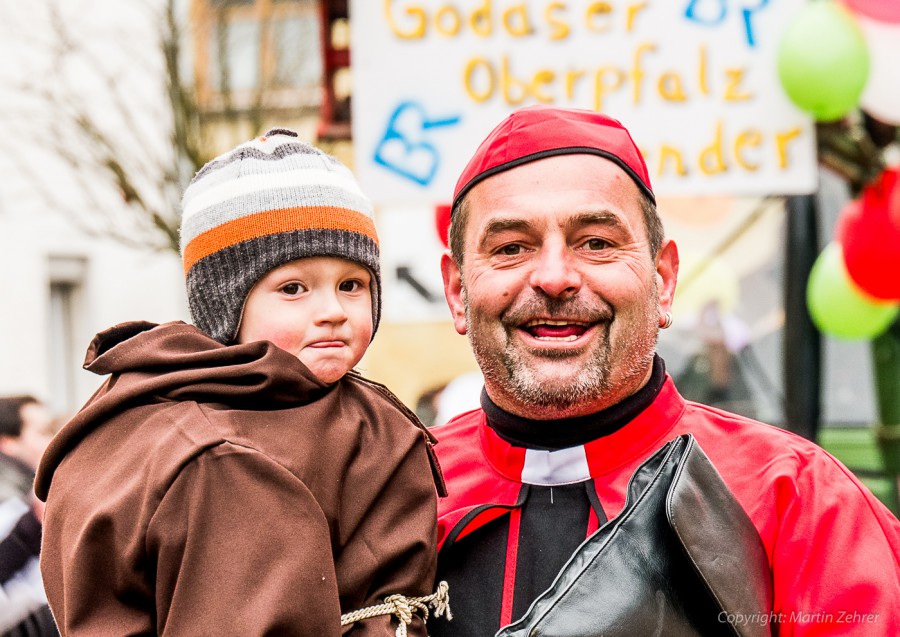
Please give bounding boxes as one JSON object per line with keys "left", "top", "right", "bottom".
{"left": 35, "top": 321, "right": 445, "bottom": 636}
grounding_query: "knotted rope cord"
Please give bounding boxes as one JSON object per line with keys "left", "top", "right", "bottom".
{"left": 340, "top": 581, "right": 451, "bottom": 637}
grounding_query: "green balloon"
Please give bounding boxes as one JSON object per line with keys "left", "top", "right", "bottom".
{"left": 778, "top": 1, "right": 870, "bottom": 122}
{"left": 807, "top": 242, "right": 899, "bottom": 339}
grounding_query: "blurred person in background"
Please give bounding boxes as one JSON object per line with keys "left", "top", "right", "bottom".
{"left": 433, "top": 372, "right": 484, "bottom": 426}
{"left": 415, "top": 372, "right": 485, "bottom": 427}
{"left": 0, "top": 396, "right": 58, "bottom": 637}
{"left": 0, "top": 397, "right": 53, "bottom": 502}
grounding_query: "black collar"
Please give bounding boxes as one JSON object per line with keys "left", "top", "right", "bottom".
{"left": 482, "top": 355, "right": 666, "bottom": 450}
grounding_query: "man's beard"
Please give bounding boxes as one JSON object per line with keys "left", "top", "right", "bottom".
{"left": 464, "top": 288, "right": 659, "bottom": 413}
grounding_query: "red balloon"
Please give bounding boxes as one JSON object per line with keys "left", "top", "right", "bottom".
{"left": 842, "top": 0, "right": 900, "bottom": 24}
{"left": 434, "top": 204, "right": 451, "bottom": 249}
{"left": 836, "top": 167, "right": 900, "bottom": 300}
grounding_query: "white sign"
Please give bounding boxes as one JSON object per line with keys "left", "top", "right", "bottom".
{"left": 350, "top": 0, "right": 817, "bottom": 204}
{"left": 378, "top": 206, "right": 452, "bottom": 322}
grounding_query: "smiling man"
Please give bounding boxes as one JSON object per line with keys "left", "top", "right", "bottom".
{"left": 455, "top": 154, "right": 671, "bottom": 419}
{"left": 431, "top": 105, "right": 900, "bottom": 636}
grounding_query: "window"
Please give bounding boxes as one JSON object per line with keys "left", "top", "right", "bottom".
{"left": 318, "top": 0, "right": 351, "bottom": 139}
{"left": 210, "top": 19, "right": 261, "bottom": 92}
{"left": 193, "top": 0, "right": 322, "bottom": 112}
{"left": 273, "top": 16, "right": 321, "bottom": 88}
{"left": 46, "top": 256, "right": 87, "bottom": 416}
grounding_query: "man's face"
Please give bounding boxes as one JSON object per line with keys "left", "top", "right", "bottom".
{"left": 442, "top": 154, "right": 678, "bottom": 419}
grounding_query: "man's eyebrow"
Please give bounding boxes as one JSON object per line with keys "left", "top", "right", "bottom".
{"left": 476, "top": 218, "right": 535, "bottom": 250}
{"left": 566, "top": 210, "right": 628, "bottom": 233}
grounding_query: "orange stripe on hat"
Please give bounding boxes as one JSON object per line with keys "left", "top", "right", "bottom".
{"left": 183, "top": 206, "right": 378, "bottom": 275}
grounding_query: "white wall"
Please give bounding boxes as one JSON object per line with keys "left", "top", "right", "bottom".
{"left": 0, "top": 171, "right": 189, "bottom": 416}
{"left": 0, "top": 0, "right": 190, "bottom": 416}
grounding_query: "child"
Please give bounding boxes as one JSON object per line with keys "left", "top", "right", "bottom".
{"left": 34, "top": 129, "right": 447, "bottom": 636}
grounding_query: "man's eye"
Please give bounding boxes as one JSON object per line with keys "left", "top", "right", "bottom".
{"left": 281, "top": 283, "right": 305, "bottom": 295}
{"left": 585, "top": 238, "right": 610, "bottom": 251}
{"left": 498, "top": 244, "right": 523, "bottom": 256}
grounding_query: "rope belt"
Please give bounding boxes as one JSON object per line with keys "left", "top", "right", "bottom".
{"left": 340, "top": 581, "right": 452, "bottom": 637}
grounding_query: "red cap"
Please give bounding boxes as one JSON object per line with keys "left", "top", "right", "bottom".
{"left": 452, "top": 105, "right": 654, "bottom": 210}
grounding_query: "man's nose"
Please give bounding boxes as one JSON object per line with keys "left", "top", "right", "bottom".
{"left": 529, "top": 240, "right": 581, "bottom": 298}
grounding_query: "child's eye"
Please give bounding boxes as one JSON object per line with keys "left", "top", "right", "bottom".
{"left": 280, "top": 282, "right": 306, "bottom": 296}
{"left": 339, "top": 279, "right": 365, "bottom": 293}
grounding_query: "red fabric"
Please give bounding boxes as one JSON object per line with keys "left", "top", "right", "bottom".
{"left": 434, "top": 204, "right": 451, "bottom": 248}
{"left": 500, "top": 509, "right": 521, "bottom": 628}
{"left": 586, "top": 507, "right": 600, "bottom": 536}
{"left": 434, "top": 376, "right": 900, "bottom": 636}
{"left": 451, "top": 105, "right": 654, "bottom": 208}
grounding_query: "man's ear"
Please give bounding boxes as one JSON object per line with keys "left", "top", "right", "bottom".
{"left": 656, "top": 239, "right": 679, "bottom": 314}
{"left": 441, "top": 250, "right": 468, "bottom": 336}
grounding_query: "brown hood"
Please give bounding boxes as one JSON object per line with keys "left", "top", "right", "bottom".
{"left": 35, "top": 320, "right": 331, "bottom": 500}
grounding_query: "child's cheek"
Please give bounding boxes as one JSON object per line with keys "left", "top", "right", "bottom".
{"left": 261, "top": 322, "right": 306, "bottom": 354}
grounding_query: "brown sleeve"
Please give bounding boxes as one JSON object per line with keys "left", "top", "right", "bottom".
{"left": 337, "top": 434, "right": 439, "bottom": 637}
{"left": 147, "top": 443, "right": 343, "bottom": 637}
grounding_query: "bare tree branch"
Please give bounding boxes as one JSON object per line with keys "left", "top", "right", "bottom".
{"left": 0, "top": 0, "right": 325, "bottom": 256}
{"left": 0, "top": 0, "right": 217, "bottom": 255}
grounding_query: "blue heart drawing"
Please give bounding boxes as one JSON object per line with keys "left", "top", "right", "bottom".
{"left": 374, "top": 101, "right": 461, "bottom": 186}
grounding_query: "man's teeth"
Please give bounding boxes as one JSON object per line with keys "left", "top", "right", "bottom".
{"left": 523, "top": 319, "right": 588, "bottom": 327}
{"left": 522, "top": 319, "right": 588, "bottom": 341}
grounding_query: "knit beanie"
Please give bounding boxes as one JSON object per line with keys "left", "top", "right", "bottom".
{"left": 180, "top": 128, "right": 380, "bottom": 344}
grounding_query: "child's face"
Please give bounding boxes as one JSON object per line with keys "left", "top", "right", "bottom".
{"left": 237, "top": 257, "right": 374, "bottom": 384}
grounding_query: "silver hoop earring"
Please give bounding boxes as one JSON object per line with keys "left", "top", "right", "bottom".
{"left": 661, "top": 311, "right": 673, "bottom": 329}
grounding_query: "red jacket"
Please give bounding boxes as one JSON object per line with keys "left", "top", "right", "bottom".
{"left": 432, "top": 376, "right": 900, "bottom": 636}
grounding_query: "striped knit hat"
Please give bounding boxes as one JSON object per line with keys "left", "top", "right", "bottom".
{"left": 180, "top": 128, "right": 380, "bottom": 344}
